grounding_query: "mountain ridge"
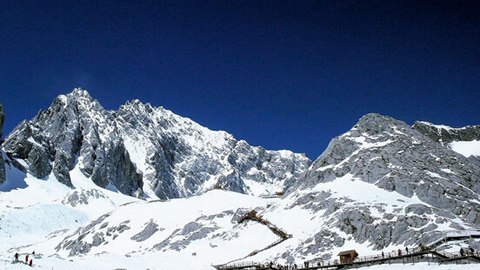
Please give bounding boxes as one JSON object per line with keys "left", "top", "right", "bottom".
{"left": 413, "top": 120, "right": 480, "bottom": 144}
{"left": 1, "top": 88, "right": 310, "bottom": 199}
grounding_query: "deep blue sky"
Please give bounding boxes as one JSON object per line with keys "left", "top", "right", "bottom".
{"left": 1, "top": 0, "right": 479, "bottom": 159}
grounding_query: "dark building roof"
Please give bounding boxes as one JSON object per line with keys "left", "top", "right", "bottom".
{"left": 338, "top": 250, "right": 359, "bottom": 256}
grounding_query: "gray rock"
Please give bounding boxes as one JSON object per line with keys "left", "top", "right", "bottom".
{"left": 413, "top": 121, "right": 480, "bottom": 144}
{"left": 92, "top": 232, "right": 105, "bottom": 246}
{"left": 131, "top": 220, "right": 161, "bottom": 242}
{"left": 55, "top": 213, "right": 111, "bottom": 256}
{"left": 153, "top": 221, "right": 218, "bottom": 252}
{"left": 91, "top": 140, "right": 143, "bottom": 196}
{"left": 62, "top": 189, "right": 108, "bottom": 207}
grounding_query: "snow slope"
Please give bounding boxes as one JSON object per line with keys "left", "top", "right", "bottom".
{"left": 3, "top": 173, "right": 478, "bottom": 269}
{"left": 0, "top": 168, "right": 281, "bottom": 269}
{"left": 449, "top": 140, "right": 480, "bottom": 157}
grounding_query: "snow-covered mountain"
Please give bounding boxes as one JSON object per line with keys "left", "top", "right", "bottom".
{"left": 1, "top": 88, "right": 310, "bottom": 199}
{"left": 237, "top": 113, "right": 480, "bottom": 263}
{"left": 1, "top": 91, "right": 479, "bottom": 270}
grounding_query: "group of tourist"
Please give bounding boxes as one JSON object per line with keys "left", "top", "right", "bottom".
{"left": 460, "top": 247, "right": 476, "bottom": 256}
{"left": 13, "top": 251, "right": 34, "bottom": 267}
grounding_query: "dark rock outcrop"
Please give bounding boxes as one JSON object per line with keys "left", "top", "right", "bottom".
{"left": 413, "top": 121, "right": 480, "bottom": 144}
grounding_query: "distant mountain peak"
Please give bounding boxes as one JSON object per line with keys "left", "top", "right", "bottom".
{"left": 352, "top": 113, "right": 408, "bottom": 135}
{"left": 70, "top": 87, "right": 92, "bottom": 98}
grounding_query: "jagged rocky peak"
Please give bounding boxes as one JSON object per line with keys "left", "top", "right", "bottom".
{"left": 303, "top": 113, "right": 416, "bottom": 185}
{"left": 2, "top": 88, "right": 310, "bottom": 199}
{"left": 2, "top": 88, "right": 141, "bottom": 193}
{"left": 303, "top": 113, "right": 480, "bottom": 221}
{"left": 413, "top": 121, "right": 480, "bottom": 144}
{"left": 300, "top": 112, "right": 480, "bottom": 220}
{"left": 355, "top": 113, "right": 406, "bottom": 133}
{"left": 119, "top": 99, "right": 153, "bottom": 116}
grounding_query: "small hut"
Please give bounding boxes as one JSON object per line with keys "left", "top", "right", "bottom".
{"left": 338, "top": 250, "right": 358, "bottom": 264}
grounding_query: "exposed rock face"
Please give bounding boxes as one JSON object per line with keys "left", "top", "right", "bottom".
{"left": 62, "top": 189, "right": 110, "bottom": 207}
{"left": 413, "top": 121, "right": 480, "bottom": 144}
{"left": 2, "top": 88, "right": 310, "bottom": 199}
{"left": 130, "top": 220, "right": 163, "bottom": 242}
{"left": 413, "top": 121, "right": 480, "bottom": 161}
{"left": 301, "top": 114, "right": 480, "bottom": 224}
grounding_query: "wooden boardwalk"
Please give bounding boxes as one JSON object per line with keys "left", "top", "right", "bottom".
{"left": 221, "top": 210, "right": 292, "bottom": 266}
{"left": 215, "top": 249, "right": 480, "bottom": 270}
{"left": 214, "top": 231, "right": 480, "bottom": 270}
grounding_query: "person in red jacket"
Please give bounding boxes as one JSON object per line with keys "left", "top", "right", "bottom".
{"left": 29, "top": 259, "right": 33, "bottom": 267}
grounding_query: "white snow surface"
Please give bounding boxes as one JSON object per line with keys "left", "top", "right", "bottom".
{"left": 0, "top": 169, "right": 282, "bottom": 269}
{"left": 1, "top": 170, "right": 479, "bottom": 269}
{"left": 449, "top": 140, "right": 480, "bottom": 157}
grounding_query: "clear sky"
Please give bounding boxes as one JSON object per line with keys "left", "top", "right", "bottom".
{"left": 1, "top": 0, "right": 479, "bottom": 159}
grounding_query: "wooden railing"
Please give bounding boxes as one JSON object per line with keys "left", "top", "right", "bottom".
{"left": 215, "top": 247, "right": 480, "bottom": 270}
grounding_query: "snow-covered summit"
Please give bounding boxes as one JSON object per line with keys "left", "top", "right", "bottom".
{"left": 301, "top": 113, "right": 480, "bottom": 222}
{"left": 1, "top": 88, "right": 311, "bottom": 199}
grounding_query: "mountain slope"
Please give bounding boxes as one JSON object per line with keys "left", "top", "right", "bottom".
{"left": 234, "top": 113, "right": 480, "bottom": 263}
{"left": 301, "top": 113, "right": 480, "bottom": 224}
{"left": 1, "top": 88, "right": 310, "bottom": 199}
